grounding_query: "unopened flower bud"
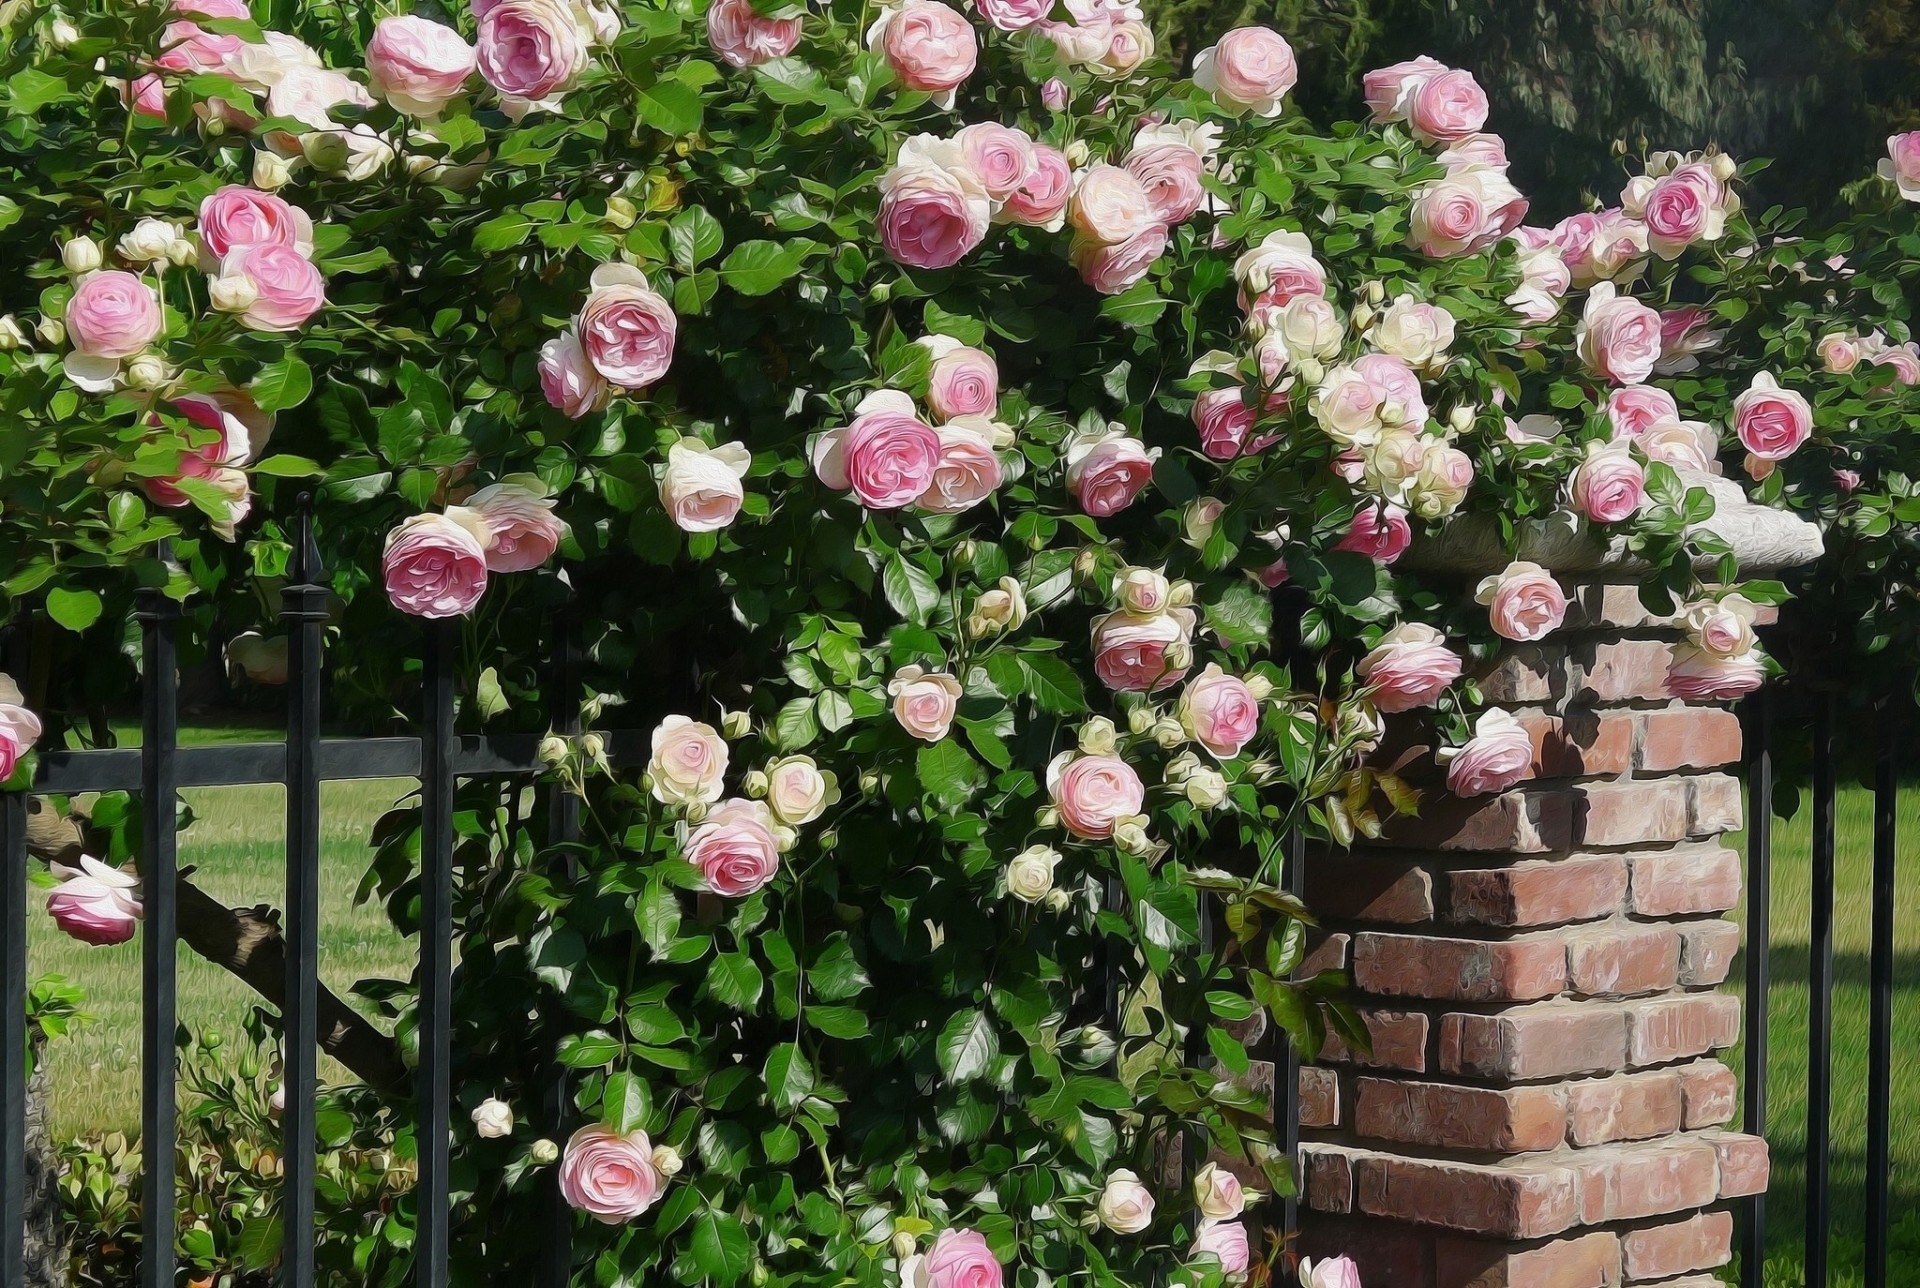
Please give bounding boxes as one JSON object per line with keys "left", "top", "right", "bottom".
{"left": 1710, "top": 152, "right": 1737, "bottom": 182}
{"left": 1074, "top": 545, "right": 1101, "bottom": 584}
{"left": 62, "top": 237, "right": 102, "bottom": 274}
{"left": 118, "top": 219, "right": 178, "bottom": 264}
{"left": 1064, "top": 139, "right": 1090, "bottom": 167}
{"left": 1112, "top": 814, "right": 1152, "bottom": 855}
{"left": 126, "top": 353, "right": 171, "bottom": 390}
{"left": 1297, "top": 357, "right": 1324, "bottom": 384}
{"left": 51, "top": 15, "right": 80, "bottom": 46}
{"left": 951, "top": 538, "right": 977, "bottom": 568}
{"left": 203, "top": 114, "right": 227, "bottom": 138}
{"left": 1126, "top": 706, "right": 1154, "bottom": 735}
{"left": 253, "top": 150, "right": 293, "bottom": 191}
{"left": 35, "top": 316, "right": 65, "bottom": 347}
{"left": 579, "top": 732, "right": 607, "bottom": 765}
{"left": 209, "top": 273, "right": 259, "bottom": 314}
{"left": 751, "top": 1265, "right": 769, "bottom": 1287}
{"left": 1351, "top": 303, "right": 1374, "bottom": 331}
{"left": 650, "top": 1144, "right": 684, "bottom": 1177}
{"left": 605, "top": 195, "right": 638, "bottom": 229}
{"left": 1078, "top": 716, "right": 1118, "bottom": 756}
{"left": 1448, "top": 404, "right": 1474, "bottom": 434}
{"left": 859, "top": 771, "right": 879, "bottom": 795}
{"left": 1075, "top": 1024, "right": 1117, "bottom": 1062}
{"left": 166, "top": 238, "right": 198, "bottom": 267}
{"left": 301, "top": 129, "right": 351, "bottom": 172}
{"left": 1044, "top": 888, "right": 1071, "bottom": 912}
{"left": 1379, "top": 399, "right": 1406, "bottom": 427}
{"left": 530, "top": 1138, "right": 560, "bottom": 1165}
{"left": 0, "top": 315, "right": 26, "bottom": 350}
{"left": 1153, "top": 717, "right": 1185, "bottom": 749}
{"left": 743, "top": 769, "right": 769, "bottom": 798}
{"left": 1244, "top": 674, "right": 1274, "bottom": 700}
{"left": 538, "top": 734, "right": 568, "bottom": 766}
{"left": 470, "top": 1098, "right": 513, "bottom": 1139}
{"left": 892, "top": 1232, "right": 917, "bottom": 1261}
{"left": 1037, "top": 805, "right": 1060, "bottom": 829}
{"left": 1167, "top": 579, "right": 1194, "bottom": 608}
{"left": 720, "top": 709, "right": 751, "bottom": 739}
{"left": 870, "top": 280, "right": 892, "bottom": 303}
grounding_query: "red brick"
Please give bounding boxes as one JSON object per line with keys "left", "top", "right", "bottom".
{"left": 1518, "top": 710, "right": 1637, "bottom": 778}
{"left": 1677, "top": 921, "right": 1742, "bottom": 987}
{"left": 1576, "top": 640, "right": 1676, "bottom": 702}
{"left": 1565, "top": 924, "right": 1681, "bottom": 997}
{"left": 1638, "top": 708, "right": 1743, "bottom": 772}
{"left": 1571, "top": 780, "right": 1692, "bottom": 847}
{"left": 1621, "top": 1210, "right": 1732, "bottom": 1279}
{"left": 1376, "top": 790, "right": 1571, "bottom": 853}
{"left": 1321, "top": 1010, "right": 1431, "bottom": 1072}
{"left": 1297, "top": 1216, "right": 1433, "bottom": 1288}
{"left": 1678, "top": 1061, "right": 1738, "bottom": 1128}
{"left": 1300, "top": 1065, "right": 1341, "bottom": 1128}
{"left": 1687, "top": 774, "right": 1744, "bottom": 835}
{"left": 1355, "top": 932, "right": 1568, "bottom": 1002}
{"left": 1303, "top": 930, "right": 1351, "bottom": 976}
{"left": 1476, "top": 645, "right": 1567, "bottom": 704}
{"left": 1564, "top": 1071, "right": 1684, "bottom": 1146}
{"left": 1704, "top": 1130, "right": 1770, "bottom": 1197}
{"left": 1449, "top": 857, "right": 1628, "bottom": 928}
{"left": 1630, "top": 846, "right": 1742, "bottom": 916}
{"left": 1571, "top": 1138, "right": 1719, "bottom": 1223}
{"left": 1440, "top": 1005, "right": 1629, "bottom": 1080}
{"left": 1626, "top": 995, "right": 1741, "bottom": 1066}
{"left": 1356, "top": 1154, "right": 1579, "bottom": 1238}
{"left": 1302, "top": 1144, "right": 1357, "bottom": 1213}
{"left": 1433, "top": 1231, "right": 1622, "bottom": 1288}
{"left": 1355, "top": 1078, "right": 1568, "bottom": 1152}
{"left": 1307, "top": 856, "right": 1436, "bottom": 923}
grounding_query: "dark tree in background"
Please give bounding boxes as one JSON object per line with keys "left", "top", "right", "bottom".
{"left": 1150, "top": 0, "right": 1920, "bottom": 219}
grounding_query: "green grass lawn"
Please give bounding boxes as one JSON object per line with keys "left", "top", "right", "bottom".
{"left": 1727, "top": 784, "right": 1920, "bottom": 1288}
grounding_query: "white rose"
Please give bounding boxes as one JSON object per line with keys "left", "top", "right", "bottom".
{"left": 966, "top": 576, "right": 1028, "bottom": 638}
{"left": 62, "top": 237, "right": 102, "bottom": 274}
{"left": 1193, "top": 1161, "right": 1246, "bottom": 1220}
{"left": 1096, "top": 1168, "right": 1156, "bottom": 1234}
{"left": 470, "top": 1097, "right": 514, "bottom": 1138}
{"left": 765, "top": 755, "right": 834, "bottom": 826}
{"left": 118, "top": 219, "right": 181, "bottom": 265}
{"left": 1370, "top": 295, "right": 1456, "bottom": 367}
{"left": 1006, "top": 844, "right": 1061, "bottom": 903}
{"left": 647, "top": 714, "right": 729, "bottom": 807}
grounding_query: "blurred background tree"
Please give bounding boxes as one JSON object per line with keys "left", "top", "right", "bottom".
{"left": 1149, "top": 0, "right": 1920, "bottom": 219}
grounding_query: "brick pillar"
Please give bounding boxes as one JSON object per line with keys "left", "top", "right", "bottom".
{"left": 1295, "top": 578, "right": 1770, "bottom": 1288}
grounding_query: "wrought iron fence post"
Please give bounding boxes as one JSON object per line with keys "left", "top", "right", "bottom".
{"left": 539, "top": 609, "right": 581, "bottom": 1288}
{"left": 136, "top": 556, "right": 181, "bottom": 1288}
{"left": 1804, "top": 693, "right": 1836, "bottom": 1288}
{"left": 1865, "top": 693, "right": 1899, "bottom": 1288}
{"left": 418, "top": 619, "right": 457, "bottom": 1286}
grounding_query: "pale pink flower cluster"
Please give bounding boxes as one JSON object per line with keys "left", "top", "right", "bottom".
{"left": 1091, "top": 567, "right": 1197, "bottom": 693}
{"left": 878, "top": 129, "right": 1068, "bottom": 269}
{"left": 1067, "top": 122, "right": 1219, "bottom": 295}
{"left": 814, "top": 363, "right": 1011, "bottom": 514}
{"left": 200, "top": 185, "right": 328, "bottom": 335}
{"left": 1568, "top": 439, "right": 1647, "bottom": 524}
{"left": 474, "top": 0, "right": 618, "bottom": 116}
{"left": 383, "top": 478, "right": 567, "bottom": 617}
{"left": 1474, "top": 561, "right": 1566, "bottom": 642}
{"left": 1356, "top": 622, "right": 1460, "bottom": 713}
{"left": 540, "top": 263, "right": 677, "bottom": 420}
{"left": 1604, "top": 385, "right": 1717, "bottom": 474}
{"left": 1398, "top": 105, "right": 1527, "bottom": 261}
{"left": 368, "top": 14, "right": 477, "bottom": 116}
{"left": 1621, "top": 151, "right": 1741, "bottom": 259}
{"left": 1504, "top": 227, "right": 1572, "bottom": 324}
{"left": 47, "top": 855, "right": 143, "bottom": 947}
{"left": 1818, "top": 331, "right": 1920, "bottom": 388}
{"left": 1439, "top": 708, "right": 1534, "bottom": 798}
{"left": 1193, "top": 25, "right": 1297, "bottom": 117}
{"left": 1654, "top": 305, "right": 1725, "bottom": 376}
{"left": 1065, "top": 423, "right": 1159, "bottom": 517}
{"left": 707, "top": 0, "right": 803, "bottom": 68}
{"left": 0, "top": 673, "right": 42, "bottom": 784}
{"left": 1300, "top": 1255, "right": 1365, "bottom": 1288}
{"left": 1880, "top": 131, "right": 1920, "bottom": 203}
{"left": 1575, "top": 283, "right": 1664, "bottom": 385}
{"left": 141, "top": 390, "right": 274, "bottom": 540}
{"left": 867, "top": 0, "right": 976, "bottom": 108}
{"left": 889, "top": 665, "right": 964, "bottom": 741}
{"left": 1542, "top": 209, "right": 1649, "bottom": 288}
{"left": 1033, "top": 0, "right": 1156, "bottom": 81}
{"left": 1668, "top": 594, "right": 1768, "bottom": 700}
{"left": 1365, "top": 56, "right": 1489, "bottom": 144}
{"left": 1048, "top": 750, "right": 1146, "bottom": 840}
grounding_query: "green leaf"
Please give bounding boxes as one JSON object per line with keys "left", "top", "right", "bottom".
{"left": 689, "top": 1209, "right": 753, "bottom": 1282}
{"left": 670, "top": 207, "right": 724, "bottom": 270}
{"left": 718, "top": 240, "right": 813, "bottom": 296}
{"left": 764, "top": 1042, "right": 815, "bottom": 1112}
{"left": 916, "top": 739, "right": 983, "bottom": 810}
{"left": 709, "top": 951, "right": 764, "bottom": 1009}
{"left": 45, "top": 587, "right": 102, "bottom": 633}
{"left": 637, "top": 877, "right": 682, "bottom": 956}
{"left": 236, "top": 1214, "right": 283, "bottom": 1271}
{"left": 937, "top": 1010, "right": 999, "bottom": 1083}
{"left": 249, "top": 454, "right": 324, "bottom": 478}
{"left": 250, "top": 356, "right": 312, "bottom": 415}
{"left": 883, "top": 555, "right": 940, "bottom": 624}
{"left": 473, "top": 212, "right": 536, "bottom": 252}
{"left": 637, "top": 80, "right": 705, "bottom": 136}
{"left": 805, "top": 1005, "right": 871, "bottom": 1039}
{"left": 1019, "top": 654, "right": 1086, "bottom": 714}
{"left": 603, "top": 1071, "right": 651, "bottom": 1133}
{"left": 556, "top": 1032, "right": 622, "bottom": 1067}
{"left": 475, "top": 666, "right": 509, "bottom": 720}
{"left": 1205, "top": 579, "right": 1273, "bottom": 649}
{"left": 6, "top": 69, "right": 73, "bottom": 116}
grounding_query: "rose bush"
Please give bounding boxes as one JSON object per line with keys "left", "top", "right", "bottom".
{"left": 3, "top": 1, "right": 1916, "bottom": 1284}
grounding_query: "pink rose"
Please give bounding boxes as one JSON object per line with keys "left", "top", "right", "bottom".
{"left": 820, "top": 403, "right": 942, "bottom": 509}
{"left": 1405, "top": 67, "right": 1488, "bottom": 143}
{"left": 199, "top": 186, "right": 314, "bottom": 259}
{"left": 1047, "top": 752, "right": 1145, "bottom": 840}
{"left": 879, "top": 164, "right": 990, "bottom": 269}
{"left": 382, "top": 513, "right": 489, "bottom": 618}
{"left": 1363, "top": 54, "right": 1445, "bottom": 120}
{"left": 1654, "top": 304, "right": 1722, "bottom": 375}
{"left": 1066, "top": 427, "right": 1157, "bottom": 517}
{"left": 1667, "top": 644, "right": 1766, "bottom": 701}
{"left": 1189, "top": 1220, "right": 1250, "bottom": 1275}
{"left": 1257, "top": 558, "right": 1289, "bottom": 588}
{"left": 1180, "top": 664, "right": 1259, "bottom": 758}
{"left": 1553, "top": 209, "right": 1647, "bottom": 287}
{"left": 367, "top": 15, "right": 476, "bottom": 116}
{"left": 476, "top": 0, "right": 589, "bottom": 102}
{"left": 0, "top": 676, "right": 43, "bottom": 783}
{"left": 1882, "top": 131, "right": 1920, "bottom": 202}
{"left": 919, "top": 421, "right": 1004, "bottom": 513}
{"left": 539, "top": 331, "right": 611, "bottom": 418}
{"left": 1639, "top": 420, "right": 1716, "bottom": 473}
{"left": 558, "top": 1126, "right": 663, "bottom": 1223}
{"left": 143, "top": 392, "right": 263, "bottom": 507}
{"left": 577, "top": 265, "right": 677, "bottom": 390}
{"left": 1191, "top": 387, "right": 1256, "bottom": 459}
{"left": 1569, "top": 442, "right": 1646, "bottom": 524}
{"left": 1408, "top": 168, "right": 1527, "bottom": 258}
{"left": 1575, "top": 284, "right": 1663, "bottom": 385}
{"left": 155, "top": 20, "right": 243, "bottom": 74}
{"left": 454, "top": 479, "right": 566, "bottom": 571}
{"left": 1871, "top": 342, "right": 1920, "bottom": 387}
{"left": 888, "top": 665, "right": 963, "bottom": 740}
{"left": 1475, "top": 560, "right": 1566, "bottom": 641}
{"left": 66, "top": 270, "right": 163, "bottom": 359}
{"left": 1336, "top": 504, "right": 1412, "bottom": 563}
{"left": 1638, "top": 171, "right": 1710, "bottom": 258}
{"left": 1235, "top": 229, "right": 1327, "bottom": 313}
{"left": 1352, "top": 353, "right": 1429, "bottom": 429}
{"left": 223, "top": 244, "right": 326, "bottom": 332}
{"left": 1192, "top": 27, "right": 1296, "bottom": 117}
{"left": 263, "top": 64, "right": 374, "bottom": 130}
{"left": 1732, "top": 372, "right": 1812, "bottom": 461}
{"left": 870, "top": 0, "right": 976, "bottom": 102}
{"left": 1090, "top": 608, "right": 1194, "bottom": 693}
{"left": 647, "top": 715, "right": 730, "bottom": 806}
{"left": 1818, "top": 333, "right": 1862, "bottom": 374}
{"left": 1303, "top": 1255, "right": 1365, "bottom": 1288}
{"left": 125, "top": 74, "right": 169, "bottom": 119}
{"left": 1040, "top": 76, "right": 1069, "bottom": 109}
{"left": 1605, "top": 384, "right": 1679, "bottom": 440}
{"left": 1356, "top": 622, "right": 1460, "bottom": 713}
{"left": 923, "top": 338, "right": 998, "bottom": 419}
{"left": 1126, "top": 144, "right": 1205, "bottom": 224}
{"left": 1072, "top": 223, "right": 1168, "bottom": 295}
{"left": 922, "top": 1229, "right": 1004, "bottom": 1288}
{"left": 706, "top": 0, "right": 803, "bottom": 68}
{"left": 1001, "top": 144, "right": 1073, "bottom": 230}
{"left": 1835, "top": 468, "right": 1863, "bottom": 492}
{"left": 659, "top": 439, "right": 752, "bottom": 532}
{"left": 974, "top": 0, "right": 1051, "bottom": 31}
{"left": 956, "top": 123, "right": 1036, "bottom": 201}
{"left": 1439, "top": 132, "right": 1509, "bottom": 172}
{"left": 46, "top": 856, "right": 142, "bottom": 947}
{"left": 1069, "top": 164, "right": 1157, "bottom": 245}
{"left": 687, "top": 798, "right": 781, "bottom": 895}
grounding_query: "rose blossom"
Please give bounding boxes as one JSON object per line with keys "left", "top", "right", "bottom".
{"left": 921, "top": 336, "right": 998, "bottom": 419}
{"left": 222, "top": 244, "right": 326, "bottom": 332}
{"left": 1091, "top": 608, "right": 1194, "bottom": 693}
{"left": 1569, "top": 440, "right": 1646, "bottom": 524}
{"left": 1001, "top": 144, "right": 1072, "bottom": 229}
{"left": 1066, "top": 425, "right": 1158, "bottom": 515}
{"left": 1192, "top": 387, "right": 1256, "bottom": 459}
{"left": 1686, "top": 594, "right": 1760, "bottom": 657}
{"left": 1353, "top": 352, "right": 1429, "bottom": 427}
{"left": 471, "top": 1098, "right": 514, "bottom": 1139}
{"left": 1818, "top": 332, "right": 1863, "bottom": 374}
{"left": 1639, "top": 420, "right": 1716, "bottom": 473}
{"left": 557, "top": 1126, "right": 663, "bottom": 1223}
{"left": 1005, "top": 844, "right": 1060, "bottom": 903}
{"left": 1667, "top": 644, "right": 1766, "bottom": 700}
{"left": 1732, "top": 372, "right": 1812, "bottom": 461}
{"left": 1179, "top": 664, "right": 1259, "bottom": 758}
{"left": 1404, "top": 66, "right": 1488, "bottom": 143}
{"left": 879, "top": 160, "right": 990, "bottom": 268}
{"left": 1072, "top": 223, "right": 1168, "bottom": 295}
{"left": 1439, "top": 132, "right": 1509, "bottom": 173}
{"left": 955, "top": 123, "right": 1037, "bottom": 201}
{"left": 1631, "top": 168, "right": 1715, "bottom": 258}
{"left": 647, "top": 715, "right": 729, "bottom": 806}
{"left": 813, "top": 394, "right": 943, "bottom": 508}
{"left": 1126, "top": 143, "right": 1206, "bottom": 224}
{"left": 1507, "top": 241, "right": 1571, "bottom": 322}
{"left": 1363, "top": 55, "right": 1445, "bottom": 120}
{"left": 539, "top": 331, "right": 610, "bottom": 418}
{"left": 1096, "top": 1170, "right": 1155, "bottom": 1234}
{"left": 659, "top": 439, "right": 751, "bottom": 532}
{"left": 1337, "top": 503, "right": 1412, "bottom": 563}
{"left": 382, "top": 513, "right": 489, "bottom": 617}
{"left": 918, "top": 419, "right": 1004, "bottom": 513}
{"left": 263, "top": 64, "right": 374, "bottom": 132}
{"left": 1408, "top": 167, "right": 1527, "bottom": 258}
{"left": 765, "top": 755, "right": 834, "bottom": 826}
{"left": 475, "top": 0, "right": 590, "bottom": 103}
{"left": 706, "top": 0, "right": 803, "bottom": 68}
{"left": 1193, "top": 1162, "right": 1245, "bottom": 1220}
{"left": 198, "top": 186, "right": 315, "bottom": 259}
{"left": 686, "top": 798, "right": 782, "bottom": 895}
{"left": 450, "top": 478, "right": 566, "bottom": 571}
{"left": 1880, "top": 131, "right": 1920, "bottom": 203}
{"left": 0, "top": 674, "right": 43, "bottom": 783}
{"left": 1356, "top": 622, "right": 1460, "bottom": 713}
{"left": 1048, "top": 752, "right": 1146, "bottom": 840}
{"left": 1575, "top": 283, "right": 1663, "bottom": 385}
{"left": 975, "top": 0, "right": 1051, "bottom": 31}
{"left": 155, "top": 19, "right": 242, "bottom": 74}
{"left": 577, "top": 264, "right": 676, "bottom": 390}
{"left": 1302, "top": 1255, "right": 1365, "bottom": 1288}
{"left": 868, "top": 0, "right": 976, "bottom": 105}
{"left": 1372, "top": 295, "right": 1455, "bottom": 366}
{"left": 1234, "top": 229, "right": 1327, "bottom": 311}
{"left": 1475, "top": 561, "right": 1566, "bottom": 642}
{"left": 66, "top": 270, "right": 162, "bottom": 360}
{"left": 1654, "top": 304, "right": 1723, "bottom": 375}
{"left": 889, "top": 665, "right": 962, "bottom": 741}
{"left": 920, "top": 1229, "right": 1003, "bottom": 1288}
{"left": 1605, "top": 384, "right": 1680, "bottom": 440}
{"left": 1192, "top": 26, "right": 1296, "bottom": 117}
{"left": 1116, "top": 567, "right": 1173, "bottom": 614}
{"left": 1871, "top": 341, "right": 1920, "bottom": 387}
{"left": 46, "top": 856, "right": 142, "bottom": 947}
{"left": 1190, "top": 1220, "right": 1250, "bottom": 1275}
{"left": 1069, "top": 164, "right": 1157, "bottom": 245}
{"left": 367, "top": 15, "right": 476, "bottom": 115}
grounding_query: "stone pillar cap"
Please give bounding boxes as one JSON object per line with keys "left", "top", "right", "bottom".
{"left": 1404, "top": 469, "right": 1825, "bottom": 577}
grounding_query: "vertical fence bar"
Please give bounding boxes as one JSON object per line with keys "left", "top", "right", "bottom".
{"left": 1279, "top": 825, "right": 1304, "bottom": 1239}
{"left": 1740, "top": 690, "right": 1772, "bottom": 1288}
{"left": 137, "top": 568, "right": 180, "bottom": 1288}
{"left": 2, "top": 789, "right": 26, "bottom": 1286}
{"left": 538, "top": 614, "right": 580, "bottom": 1288}
{"left": 1183, "top": 891, "right": 1216, "bottom": 1180}
{"left": 1804, "top": 693, "right": 1836, "bottom": 1288}
{"left": 280, "top": 501, "right": 326, "bottom": 1288}
{"left": 1864, "top": 693, "right": 1898, "bottom": 1288}
{"left": 417, "top": 619, "right": 456, "bottom": 1287}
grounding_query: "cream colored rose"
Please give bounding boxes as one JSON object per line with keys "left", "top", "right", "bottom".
{"left": 1078, "top": 715, "right": 1119, "bottom": 755}
{"left": 647, "top": 714, "right": 729, "bottom": 806}
{"left": 660, "top": 439, "right": 752, "bottom": 533}
{"left": 1112, "top": 814, "right": 1153, "bottom": 855}
{"left": 1193, "top": 1161, "right": 1246, "bottom": 1220}
{"left": 888, "top": 665, "right": 962, "bottom": 741}
{"left": 967, "top": 576, "right": 1027, "bottom": 637}
{"left": 1370, "top": 294, "right": 1456, "bottom": 367}
{"left": 1096, "top": 1168, "right": 1156, "bottom": 1234}
{"left": 765, "top": 755, "right": 835, "bottom": 826}
{"left": 471, "top": 1097, "right": 514, "bottom": 1139}
{"left": 1005, "top": 844, "right": 1060, "bottom": 903}
{"left": 1116, "top": 566, "right": 1173, "bottom": 614}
